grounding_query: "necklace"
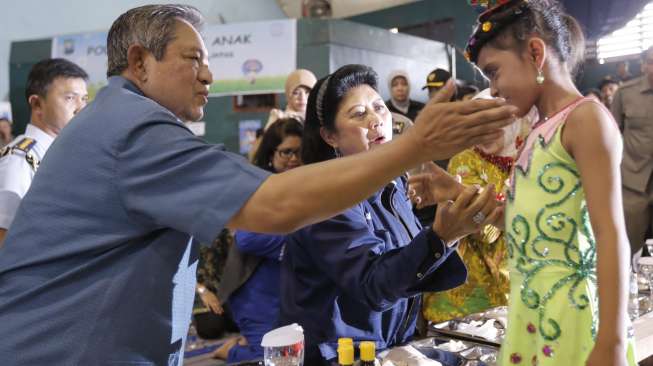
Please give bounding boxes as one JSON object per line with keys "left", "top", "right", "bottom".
{"left": 531, "top": 96, "right": 586, "bottom": 130}
{"left": 473, "top": 147, "right": 515, "bottom": 173}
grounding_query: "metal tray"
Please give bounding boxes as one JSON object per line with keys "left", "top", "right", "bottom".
{"left": 410, "top": 336, "right": 498, "bottom": 366}
{"left": 427, "top": 307, "right": 508, "bottom": 347}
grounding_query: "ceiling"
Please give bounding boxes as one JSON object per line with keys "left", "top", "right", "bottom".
{"left": 276, "top": 0, "right": 419, "bottom": 19}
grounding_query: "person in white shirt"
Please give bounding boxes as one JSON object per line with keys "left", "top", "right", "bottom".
{"left": 0, "top": 58, "right": 88, "bottom": 246}
{"left": 0, "top": 118, "right": 13, "bottom": 147}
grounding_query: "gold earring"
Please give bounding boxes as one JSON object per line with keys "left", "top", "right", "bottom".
{"left": 536, "top": 69, "right": 545, "bottom": 85}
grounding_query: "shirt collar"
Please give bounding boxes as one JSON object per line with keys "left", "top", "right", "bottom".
{"left": 366, "top": 179, "right": 398, "bottom": 204}
{"left": 107, "top": 75, "right": 189, "bottom": 128}
{"left": 108, "top": 75, "right": 145, "bottom": 96}
{"left": 25, "top": 123, "right": 55, "bottom": 156}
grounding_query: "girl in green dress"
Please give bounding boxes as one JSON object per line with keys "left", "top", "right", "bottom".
{"left": 461, "top": 1, "right": 636, "bottom": 365}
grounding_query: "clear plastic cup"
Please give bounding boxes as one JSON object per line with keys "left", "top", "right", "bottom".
{"left": 629, "top": 271, "right": 640, "bottom": 320}
{"left": 261, "top": 323, "right": 304, "bottom": 366}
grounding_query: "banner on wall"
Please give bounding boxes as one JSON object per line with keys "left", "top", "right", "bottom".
{"left": 51, "top": 31, "right": 109, "bottom": 100}
{"left": 204, "top": 19, "right": 296, "bottom": 96}
{"left": 50, "top": 19, "right": 296, "bottom": 99}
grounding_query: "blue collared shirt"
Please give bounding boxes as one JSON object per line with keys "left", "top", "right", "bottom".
{"left": 0, "top": 76, "right": 269, "bottom": 365}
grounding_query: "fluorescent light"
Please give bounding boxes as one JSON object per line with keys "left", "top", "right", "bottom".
{"left": 599, "top": 42, "right": 645, "bottom": 51}
{"left": 599, "top": 49, "right": 643, "bottom": 59}
{"left": 597, "top": 1, "right": 653, "bottom": 59}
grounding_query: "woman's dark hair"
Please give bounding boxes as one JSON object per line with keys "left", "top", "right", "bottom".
{"left": 302, "top": 64, "right": 378, "bottom": 165}
{"left": 466, "top": 0, "right": 585, "bottom": 76}
{"left": 252, "top": 118, "right": 303, "bottom": 172}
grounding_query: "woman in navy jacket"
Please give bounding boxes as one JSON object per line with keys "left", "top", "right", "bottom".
{"left": 215, "top": 119, "right": 304, "bottom": 362}
{"left": 279, "top": 64, "right": 501, "bottom": 364}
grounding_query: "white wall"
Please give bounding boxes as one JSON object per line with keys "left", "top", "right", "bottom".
{"left": 0, "top": 0, "right": 287, "bottom": 101}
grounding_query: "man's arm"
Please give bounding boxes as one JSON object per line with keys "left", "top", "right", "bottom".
{"left": 228, "top": 82, "right": 518, "bottom": 233}
{"left": 0, "top": 229, "right": 6, "bottom": 248}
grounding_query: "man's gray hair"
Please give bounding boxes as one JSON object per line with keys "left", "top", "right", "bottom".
{"left": 106, "top": 4, "right": 204, "bottom": 77}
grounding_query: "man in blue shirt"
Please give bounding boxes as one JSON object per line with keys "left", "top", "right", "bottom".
{"left": 0, "top": 5, "right": 517, "bottom": 365}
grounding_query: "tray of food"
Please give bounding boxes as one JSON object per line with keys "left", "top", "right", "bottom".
{"left": 408, "top": 336, "right": 499, "bottom": 366}
{"left": 428, "top": 306, "right": 508, "bottom": 347}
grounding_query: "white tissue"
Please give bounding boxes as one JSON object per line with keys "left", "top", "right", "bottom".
{"left": 381, "top": 345, "right": 443, "bottom": 366}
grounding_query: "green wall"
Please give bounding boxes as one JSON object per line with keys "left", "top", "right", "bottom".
{"left": 9, "top": 39, "right": 52, "bottom": 136}
{"left": 348, "top": 0, "right": 482, "bottom": 86}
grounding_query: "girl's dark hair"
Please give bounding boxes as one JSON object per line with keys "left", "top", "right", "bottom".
{"left": 302, "top": 64, "right": 378, "bottom": 165}
{"left": 466, "top": 0, "right": 585, "bottom": 76}
{"left": 252, "top": 118, "right": 303, "bottom": 172}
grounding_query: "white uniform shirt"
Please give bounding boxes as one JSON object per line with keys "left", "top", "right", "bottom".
{"left": 0, "top": 124, "right": 54, "bottom": 229}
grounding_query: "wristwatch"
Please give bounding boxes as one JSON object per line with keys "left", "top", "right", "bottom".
{"left": 196, "top": 285, "right": 207, "bottom": 295}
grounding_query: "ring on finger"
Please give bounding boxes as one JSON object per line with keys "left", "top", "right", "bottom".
{"left": 472, "top": 211, "right": 486, "bottom": 225}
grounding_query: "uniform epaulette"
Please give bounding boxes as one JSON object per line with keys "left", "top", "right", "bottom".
{"left": 1, "top": 137, "right": 40, "bottom": 171}
{"left": 13, "top": 138, "right": 37, "bottom": 154}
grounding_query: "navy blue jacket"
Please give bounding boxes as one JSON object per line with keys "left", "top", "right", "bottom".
{"left": 226, "top": 231, "right": 285, "bottom": 363}
{"left": 279, "top": 178, "right": 467, "bottom": 362}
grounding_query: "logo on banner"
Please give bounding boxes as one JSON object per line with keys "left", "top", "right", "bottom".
{"left": 63, "top": 39, "right": 75, "bottom": 55}
{"left": 242, "top": 59, "right": 263, "bottom": 85}
{"left": 87, "top": 45, "right": 106, "bottom": 56}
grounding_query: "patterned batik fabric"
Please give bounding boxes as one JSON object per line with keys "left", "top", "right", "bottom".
{"left": 195, "top": 229, "right": 232, "bottom": 310}
{"left": 500, "top": 98, "right": 636, "bottom": 365}
{"left": 423, "top": 148, "right": 510, "bottom": 323}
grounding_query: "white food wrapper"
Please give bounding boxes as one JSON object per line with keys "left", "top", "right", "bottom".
{"left": 381, "top": 345, "right": 443, "bottom": 366}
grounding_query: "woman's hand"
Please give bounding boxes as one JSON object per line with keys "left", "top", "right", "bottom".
{"left": 198, "top": 286, "right": 224, "bottom": 315}
{"left": 407, "top": 162, "right": 464, "bottom": 208}
{"left": 432, "top": 184, "right": 503, "bottom": 244}
{"left": 585, "top": 339, "right": 628, "bottom": 366}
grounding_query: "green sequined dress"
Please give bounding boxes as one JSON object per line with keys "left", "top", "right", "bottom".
{"left": 500, "top": 97, "right": 636, "bottom": 365}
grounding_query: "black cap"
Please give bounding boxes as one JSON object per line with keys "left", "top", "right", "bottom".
{"left": 422, "top": 68, "right": 451, "bottom": 90}
{"left": 598, "top": 76, "right": 619, "bottom": 90}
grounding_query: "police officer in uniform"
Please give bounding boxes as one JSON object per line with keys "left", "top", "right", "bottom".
{"left": 0, "top": 58, "right": 88, "bottom": 246}
{"left": 611, "top": 46, "right": 653, "bottom": 255}
{"left": 422, "top": 68, "right": 453, "bottom": 100}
